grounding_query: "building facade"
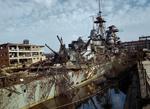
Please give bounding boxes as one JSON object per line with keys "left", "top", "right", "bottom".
{"left": 0, "top": 40, "right": 45, "bottom": 67}
{"left": 122, "top": 36, "right": 150, "bottom": 51}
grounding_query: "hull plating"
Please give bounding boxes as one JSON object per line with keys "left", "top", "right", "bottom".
{"left": 0, "top": 63, "right": 111, "bottom": 109}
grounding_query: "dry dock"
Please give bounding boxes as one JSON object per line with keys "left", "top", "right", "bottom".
{"left": 142, "top": 60, "right": 150, "bottom": 109}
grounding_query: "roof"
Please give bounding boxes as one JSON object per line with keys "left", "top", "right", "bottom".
{"left": 0, "top": 43, "right": 44, "bottom": 47}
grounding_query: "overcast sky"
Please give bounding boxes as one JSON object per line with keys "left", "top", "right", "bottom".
{"left": 0, "top": 0, "right": 150, "bottom": 52}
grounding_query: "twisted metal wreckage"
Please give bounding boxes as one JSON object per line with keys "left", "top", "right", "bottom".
{"left": 0, "top": 1, "right": 141, "bottom": 109}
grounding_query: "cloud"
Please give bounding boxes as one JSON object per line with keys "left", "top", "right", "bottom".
{"left": 34, "top": 0, "right": 53, "bottom": 6}
{"left": 0, "top": 0, "right": 150, "bottom": 51}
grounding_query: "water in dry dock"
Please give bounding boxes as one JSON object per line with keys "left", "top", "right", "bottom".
{"left": 30, "top": 81, "right": 126, "bottom": 109}
{"left": 76, "top": 89, "right": 126, "bottom": 109}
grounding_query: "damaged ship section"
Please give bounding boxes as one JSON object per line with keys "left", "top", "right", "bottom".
{"left": 0, "top": 3, "right": 138, "bottom": 109}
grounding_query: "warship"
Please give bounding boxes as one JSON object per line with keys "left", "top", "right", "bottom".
{"left": 0, "top": 1, "right": 130, "bottom": 109}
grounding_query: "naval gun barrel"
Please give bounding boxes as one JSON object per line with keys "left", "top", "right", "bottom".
{"left": 45, "top": 44, "right": 58, "bottom": 55}
{"left": 57, "top": 35, "right": 63, "bottom": 46}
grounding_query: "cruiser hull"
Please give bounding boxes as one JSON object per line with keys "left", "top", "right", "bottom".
{"left": 0, "top": 63, "right": 112, "bottom": 109}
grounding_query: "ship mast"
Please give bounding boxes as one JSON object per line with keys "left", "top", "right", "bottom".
{"left": 94, "top": 0, "right": 106, "bottom": 39}
{"left": 98, "top": 0, "right": 102, "bottom": 16}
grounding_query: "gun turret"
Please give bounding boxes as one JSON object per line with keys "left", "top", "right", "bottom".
{"left": 45, "top": 36, "right": 70, "bottom": 65}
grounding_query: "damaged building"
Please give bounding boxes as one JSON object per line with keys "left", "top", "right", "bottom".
{"left": 0, "top": 40, "right": 46, "bottom": 67}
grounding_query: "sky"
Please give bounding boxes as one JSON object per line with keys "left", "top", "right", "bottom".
{"left": 0, "top": 0, "right": 150, "bottom": 52}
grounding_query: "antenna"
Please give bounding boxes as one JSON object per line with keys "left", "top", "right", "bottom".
{"left": 98, "top": 0, "right": 102, "bottom": 16}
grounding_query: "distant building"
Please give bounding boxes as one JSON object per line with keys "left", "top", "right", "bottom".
{"left": 122, "top": 36, "right": 150, "bottom": 51}
{"left": 0, "top": 40, "right": 46, "bottom": 67}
